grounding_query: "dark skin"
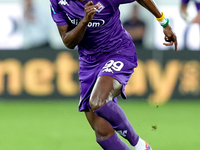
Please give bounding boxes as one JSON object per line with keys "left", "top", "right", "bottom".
{"left": 136, "top": 0, "right": 177, "bottom": 50}
{"left": 58, "top": 1, "right": 98, "bottom": 49}
{"left": 57, "top": 0, "right": 178, "bottom": 141}
{"left": 86, "top": 76, "right": 122, "bottom": 141}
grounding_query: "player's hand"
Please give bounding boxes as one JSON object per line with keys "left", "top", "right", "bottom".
{"left": 83, "top": 1, "right": 98, "bottom": 23}
{"left": 163, "top": 25, "right": 178, "bottom": 51}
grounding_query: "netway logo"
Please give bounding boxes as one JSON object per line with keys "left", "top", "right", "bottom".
{"left": 58, "top": 0, "right": 69, "bottom": 6}
{"left": 66, "top": 14, "right": 105, "bottom": 27}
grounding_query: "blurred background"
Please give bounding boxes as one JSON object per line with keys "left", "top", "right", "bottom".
{"left": 1, "top": 0, "right": 200, "bottom": 50}
{"left": 0, "top": 0, "right": 199, "bottom": 150}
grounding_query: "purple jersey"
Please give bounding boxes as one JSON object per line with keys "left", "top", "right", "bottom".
{"left": 181, "top": 0, "right": 200, "bottom": 10}
{"left": 50, "top": 0, "right": 138, "bottom": 111}
{"left": 50, "top": 0, "right": 136, "bottom": 67}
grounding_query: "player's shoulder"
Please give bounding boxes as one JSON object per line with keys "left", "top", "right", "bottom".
{"left": 50, "top": 0, "right": 58, "bottom": 5}
{"left": 50, "top": 0, "right": 57, "bottom": 3}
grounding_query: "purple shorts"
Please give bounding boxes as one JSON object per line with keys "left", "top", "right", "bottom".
{"left": 78, "top": 53, "right": 138, "bottom": 112}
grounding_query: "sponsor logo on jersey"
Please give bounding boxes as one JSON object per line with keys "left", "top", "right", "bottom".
{"left": 66, "top": 14, "right": 105, "bottom": 27}
{"left": 95, "top": 2, "right": 105, "bottom": 13}
{"left": 58, "top": 0, "right": 69, "bottom": 6}
{"left": 87, "top": 19, "right": 105, "bottom": 27}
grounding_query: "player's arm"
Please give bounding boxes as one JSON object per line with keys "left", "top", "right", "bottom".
{"left": 136, "top": 0, "right": 178, "bottom": 51}
{"left": 58, "top": 21, "right": 88, "bottom": 49}
{"left": 58, "top": 1, "right": 98, "bottom": 49}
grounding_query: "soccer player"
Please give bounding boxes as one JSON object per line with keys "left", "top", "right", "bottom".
{"left": 180, "top": 0, "right": 200, "bottom": 24}
{"left": 50, "top": 0, "right": 177, "bottom": 149}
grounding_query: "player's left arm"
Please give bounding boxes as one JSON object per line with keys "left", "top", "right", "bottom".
{"left": 136, "top": 0, "right": 178, "bottom": 51}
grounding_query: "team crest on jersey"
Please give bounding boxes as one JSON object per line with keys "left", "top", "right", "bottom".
{"left": 95, "top": 2, "right": 105, "bottom": 13}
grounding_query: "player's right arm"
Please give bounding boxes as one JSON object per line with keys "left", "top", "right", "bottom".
{"left": 57, "top": 20, "right": 88, "bottom": 49}
{"left": 58, "top": 1, "right": 97, "bottom": 49}
{"left": 50, "top": 1, "right": 97, "bottom": 49}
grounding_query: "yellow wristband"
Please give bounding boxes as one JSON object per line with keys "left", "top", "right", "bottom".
{"left": 156, "top": 12, "right": 165, "bottom": 21}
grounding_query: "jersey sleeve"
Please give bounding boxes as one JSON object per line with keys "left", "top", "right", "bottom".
{"left": 50, "top": 0, "right": 69, "bottom": 26}
{"left": 181, "top": 0, "right": 190, "bottom": 4}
